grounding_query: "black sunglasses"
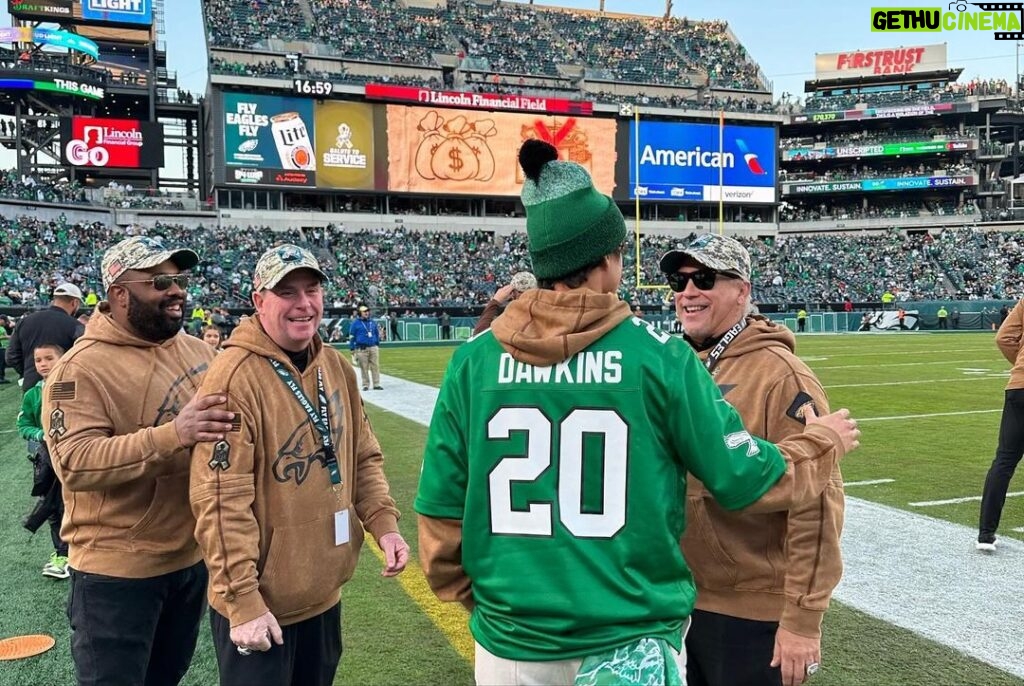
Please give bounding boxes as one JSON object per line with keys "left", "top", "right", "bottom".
{"left": 665, "top": 268, "right": 732, "bottom": 293}
{"left": 116, "top": 274, "right": 190, "bottom": 291}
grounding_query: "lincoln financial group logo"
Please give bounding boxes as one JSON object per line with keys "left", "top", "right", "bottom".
{"left": 871, "top": 3, "right": 1024, "bottom": 38}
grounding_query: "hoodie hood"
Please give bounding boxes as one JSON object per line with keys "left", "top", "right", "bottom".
{"left": 490, "top": 288, "right": 631, "bottom": 366}
{"left": 703, "top": 314, "right": 795, "bottom": 361}
{"left": 84, "top": 303, "right": 190, "bottom": 348}
{"left": 224, "top": 314, "right": 323, "bottom": 366}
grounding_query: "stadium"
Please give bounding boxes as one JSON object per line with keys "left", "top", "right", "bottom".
{"left": 0, "top": 0, "right": 1023, "bottom": 685}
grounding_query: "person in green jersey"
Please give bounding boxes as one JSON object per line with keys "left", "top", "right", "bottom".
{"left": 415, "top": 140, "right": 861, "bottom": 686}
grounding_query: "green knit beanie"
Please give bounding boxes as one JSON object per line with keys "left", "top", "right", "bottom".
{"left": 519, "top": 140, "right": 626, "bottom": 280}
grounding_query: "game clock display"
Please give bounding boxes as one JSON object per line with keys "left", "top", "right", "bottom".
{"left": 293, "top": 79, "right": 333, "bottom": 97}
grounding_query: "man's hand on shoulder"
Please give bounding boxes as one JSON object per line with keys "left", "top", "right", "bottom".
{"left": 804, "top": 406, "right": 860, "bottom": 455}
{"left": 173, "top": 393, "right": 235, "bottom": 447}
{"left": 493, "top": 284, "right": 516, "bottom": 304}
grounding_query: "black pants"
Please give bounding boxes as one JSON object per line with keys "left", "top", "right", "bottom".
{"left": 938, "top": 318, "right": 947, "bottom": 329}
{"left": 49, "top": 497, "right": 67, "bottom": 556}
{"left": 685, "top": 609, "right": 782, "bottom": 686}
{"left": 797, "top": 319, "right": 806, "bottom": 332}
{"left": 210, "top": 602, "right": 342, "bottom": 686}
{"left": 67, "top": 561, "right": 207, "bottom": 686}
{"left": 979, "top": 388, "right": 1024, "bottom": 539}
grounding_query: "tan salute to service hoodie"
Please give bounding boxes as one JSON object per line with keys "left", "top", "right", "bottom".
{"left": 190, "top": 316, "right": 401, "bottom": 628}
{"left": 682, "top": 315, "right": 845, "bottom": 639}
{"left": 43, "top": 307, "right": 215, "bottom": 579}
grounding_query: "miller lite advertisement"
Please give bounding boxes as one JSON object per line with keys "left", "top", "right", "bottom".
{"left": 60, "top": 116, "right": 163, "bottom": 168}
{"left": 222, "top": 93, "right": 377, "bottom": 189}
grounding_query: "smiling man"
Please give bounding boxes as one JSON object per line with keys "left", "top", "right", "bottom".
{"left": 43, "top": 235, "right": 235, "bottom": 686}
{"left": 191, "top": 244, "right": 409, "bottom": 686}
{"left": 660, "top": 234, "right": 846, "bottom": 686}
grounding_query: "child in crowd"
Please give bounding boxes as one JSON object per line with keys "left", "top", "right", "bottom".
{"left": 17, "top": 343, "right": 68, "bottom": 579}
{"left": 202, "top": 325, "right": 224, "bottom": 352}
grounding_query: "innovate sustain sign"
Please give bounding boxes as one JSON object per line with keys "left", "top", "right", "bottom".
{"left": 627, "top": 121, "right": 776, "bottom": 203}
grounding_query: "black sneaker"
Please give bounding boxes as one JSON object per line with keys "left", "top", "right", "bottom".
{"left": 373, "top": 386, "right": 384, "bottom": 390}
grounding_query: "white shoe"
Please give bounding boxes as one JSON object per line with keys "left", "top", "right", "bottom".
{"left": 976, "top": 539, "right": 997, "bottom": 552}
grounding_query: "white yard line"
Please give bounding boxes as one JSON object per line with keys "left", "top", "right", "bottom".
{"left": 366, "top": 373, "right": 1024, "bottom": 678}
{"left": 858, "top": 409, "right": 1001, "bottom": 422}
{"left": 814, "top": 359, "right": 1000, "bottom": 370}
{"left": 805, "top": 347, "right": 993, "bottom": 359}
{"left": 909, "top": 492, "right": 1024, "bottom": 507}
{"left": 825, "top": 378, "right": 1000, "bottom": 389}
{"left": 844, "top": 479, "right": 896, "bottom": 486}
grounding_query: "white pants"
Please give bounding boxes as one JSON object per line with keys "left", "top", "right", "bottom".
{"left": 474, "top": 624, "right": 689, "bottom": 686}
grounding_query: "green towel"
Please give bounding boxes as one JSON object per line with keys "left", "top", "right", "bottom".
{"left": 574, "top": 637, "right": 682, "bottom": 686}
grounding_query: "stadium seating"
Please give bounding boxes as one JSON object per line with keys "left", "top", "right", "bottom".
{"left": 1, "top": 200, "right": 1018, "bottom": 311}
{"left": 202, "top": 0, "right": 770, "bottom": 96}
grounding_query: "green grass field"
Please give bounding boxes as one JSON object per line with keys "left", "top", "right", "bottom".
{"left": 1, "top": 331, "right": 1022, "bottom": 685}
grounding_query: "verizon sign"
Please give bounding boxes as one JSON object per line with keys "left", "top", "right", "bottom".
{"left": 814, "top": 44, "right": 947, "bottom": 80}
{"left": 364, "top": 84, "right": 594, "bottom": 116}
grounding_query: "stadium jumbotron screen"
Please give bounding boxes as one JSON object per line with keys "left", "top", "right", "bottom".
{"left": 626, "top": 121, "right": 777, "bottom": 203}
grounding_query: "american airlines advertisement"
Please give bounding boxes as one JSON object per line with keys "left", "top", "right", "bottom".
{"left": 626, "top": 121, "right": 777, "bottom": 203}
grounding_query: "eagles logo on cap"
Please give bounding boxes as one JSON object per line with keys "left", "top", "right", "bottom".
{"left": 101, "top": 236, "right": 199, "bottom": 291}
{"left": 253, "top": 244, "right": 326, "bottom": 291}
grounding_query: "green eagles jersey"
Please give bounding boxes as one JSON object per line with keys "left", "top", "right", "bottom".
{"left": 414, "top": 317, "right": 787, "bottom": 661}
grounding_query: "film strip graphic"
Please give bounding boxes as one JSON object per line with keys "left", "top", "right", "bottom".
{"left": 969, "top": 2, "right": 1024, "bottom": 38}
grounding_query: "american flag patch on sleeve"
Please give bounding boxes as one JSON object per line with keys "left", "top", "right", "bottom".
{"left": 49, "top": 381, "right": 76, "bottom": 401}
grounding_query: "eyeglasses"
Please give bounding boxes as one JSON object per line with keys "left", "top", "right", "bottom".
{"left": 116, "top": 274, "right": 190, "bottom": 291}
{"left": 665, "top": 268, "right": 733, "bottom": 293}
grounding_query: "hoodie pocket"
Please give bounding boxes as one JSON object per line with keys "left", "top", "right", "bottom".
{"left": 127, "top": 472, "right": 196, "bottom": 555}
{"left": 260, "top": 510, "right": 364, "bottom": 620}
{"left": 683, "top": 497, "right": 738, "bottom": 589}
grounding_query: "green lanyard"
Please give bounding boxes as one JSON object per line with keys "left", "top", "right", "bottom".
{"left": 269, "top": 359, "right": 342, "bottom": 486}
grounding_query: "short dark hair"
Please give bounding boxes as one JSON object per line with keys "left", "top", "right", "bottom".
{"left": 537, "top": 243, "right": 625, "bottom": 290}
{"left": 35, "top": 343, "right": 65, "bottom": 357}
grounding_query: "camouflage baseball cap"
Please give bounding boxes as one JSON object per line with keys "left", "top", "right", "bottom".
{"left": 102, "top": 236, "right": 199, "bottom": 290}
{"left": 658, "top": 234, "right": 751, "bottom": 281}
{"left": 511, "top": 271, "right": 537, "bottom": 292}
{"left": 253, "top": 244, "right": 326, "bottom": 291}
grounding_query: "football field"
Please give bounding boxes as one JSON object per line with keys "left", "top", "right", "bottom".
{"left": 2, "top": 331, "right": 1023, "bottom": 685}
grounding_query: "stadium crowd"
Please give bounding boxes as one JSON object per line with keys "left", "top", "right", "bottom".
{"left": 0, "top": 212, "right": 1019, "bottom": 314}
{"left": 204, "top": 0, "right": 767, "bottom": 91}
